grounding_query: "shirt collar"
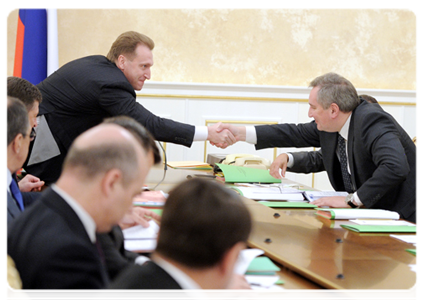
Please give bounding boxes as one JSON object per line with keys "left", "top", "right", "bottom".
{"left": 339, "top": 113, "right": 352, "bottom": 140}
{"left": 51, "top": 184, "right": 97, "bottom": 243}
{"left": 153, "top": 255, "right": 202, "bottom": 289}
{"left": 7, "top": 169, "right": 12, "bottom": 193}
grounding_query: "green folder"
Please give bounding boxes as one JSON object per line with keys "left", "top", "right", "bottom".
{"left": 340, "top": 224, "right": 416, "bottom": 233}
{"left": 406, "top": 249, "right": 416, "bottom": 256}
{"left": 246, "top": 256, "right": 281, "bottom": 273}
{"left": 216, "top": 163, "right": 281, "bottom": 183}
{"left": 259, "top": 201, "right": 317, "bottom": 208}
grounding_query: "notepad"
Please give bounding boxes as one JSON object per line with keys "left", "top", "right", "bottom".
{"left": 258, "top": 201, "right": 317, "bottom": 208}
{"left": 303, "top": 191, "right": 348, "bottom": 201}
{"left": 340, "top": 224, "right": 416, "bottom": 233}
{"left": 167, "top": 161, "right": 212, "bottom": 170}
{"left": 315, "top": 208, "right": 400, "bottom": 220}
{"left": 217, "top": 163, "right": 281, "bottom": 183}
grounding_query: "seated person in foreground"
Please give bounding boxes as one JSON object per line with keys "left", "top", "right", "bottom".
{"left": 110, "top": 178, "right": 252, "bottom": 289}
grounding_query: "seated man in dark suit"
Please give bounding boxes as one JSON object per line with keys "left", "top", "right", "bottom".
{"left": 8, "top": 122, "right": 158, "bottom": 289}
{"left": 7, "top": 77, "right": 45, "bottom": 205}
{"left": 7, "top": 97, "right": 32, "bottom": 226}
{"left": 110, "top": 177, "right": 252, "bottom": 289}
{"left": 216, "top": 73, "right": 416, "bottom": 222}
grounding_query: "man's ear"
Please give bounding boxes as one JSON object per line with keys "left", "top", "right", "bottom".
{"left": 12, "top": 134, "right": 24, "bottom": 154}
{"left": 101, "top": 168, "right": 123, "bottom": 197}
{"left": 330, "top": 103, "right": 340, "bottom": 119}
{"left": 116, "top": 55, "right": 126, "bottom": 70}
{"left": 218, "top": 242, "right": 245, "bottom": 277}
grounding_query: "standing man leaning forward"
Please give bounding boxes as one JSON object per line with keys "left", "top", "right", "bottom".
{"left": 216, "top": 73, "right": 416, "bottom": 223}
{"left": 8, "top": 123, "right": 157, "bottom": 288}
{"left": 25, "top": 31, "right": 235, "bottom": 184}
{"left": 111, "top": 178, "right": 252, "bottom": 289}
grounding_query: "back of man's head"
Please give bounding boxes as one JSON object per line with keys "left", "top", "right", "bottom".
{"left": 61, "top": 123, "right": 141, "bottom": 186}
{"left": 106, "top": 31, "right": 155, "bottom": 63}
{"left": 309, "top": 72, "right": 360, "bottom": 112}
{"left": 7, "top": 76, "right": 42, "bottom": 110}
{"left": 102, "top": 116, "right": 161, "bottom": 165}
{"left": 7, "top": 96, "right": 29, "bottom": 146}
{"left": 155, "top": 178, "right": 252, "bottom": 269}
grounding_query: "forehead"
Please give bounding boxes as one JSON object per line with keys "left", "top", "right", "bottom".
{"left": 132, "top": 44, "right": 153, "bottom": 62}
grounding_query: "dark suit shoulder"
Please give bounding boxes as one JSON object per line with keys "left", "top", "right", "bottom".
{"left": 110, "top": 261, "right": 181, "bottom": 289}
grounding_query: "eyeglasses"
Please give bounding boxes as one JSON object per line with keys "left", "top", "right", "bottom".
{"left": 29, "top": 128, "right": 36, "bottom": 141}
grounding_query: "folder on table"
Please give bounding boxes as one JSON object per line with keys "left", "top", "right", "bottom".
{"left": 315, "top": 208, "right": 400, "bottom": 220}
{"left": 340, "top": 224, "right": 416, "bottom": 233}
{"left": 167, "top": 161, "right": 212, "bottom": 170}
{"left": 259, "top": 201, "right": 317, "bottom": 208}
{"left": 216, "top": 163, "right": 281, "bottom": 183}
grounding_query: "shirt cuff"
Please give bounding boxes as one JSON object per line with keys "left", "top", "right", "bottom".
{"left": 193, "top": 126, "right": 208, "bottom": 141}
{"left": 286, "top": 153, "right": 295, "bottom": 168}
{"left": 245, "top": 126, "right": 257, "bottom": 144}
{"left": 353, "top": 192, "right": 363, "bottom": 207}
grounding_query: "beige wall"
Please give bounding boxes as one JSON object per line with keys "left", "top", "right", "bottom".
{"left": 7, "top": 9, "right": 416, "bottom": 90}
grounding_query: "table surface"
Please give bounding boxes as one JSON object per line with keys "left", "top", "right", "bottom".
{"left": 145, "top": 166, "right": 416, "bottom": 290}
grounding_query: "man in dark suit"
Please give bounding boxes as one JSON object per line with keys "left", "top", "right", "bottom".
{"left": 24, "top": 31, "right": 235, "bottom": 185}
{"left": 216, "top": 73, "right": 416, "bottom": 223}
{"left": 7, "top": 76, "right": 45, "bottom": 206}
{"left": 110, "top": 178, "right": 252, "bottom": 289}
{"left": 8, "top": 122, "right": 158, "bottom": 289}
{"left": 7, "top": 97, "right": 32, "bottom": 226}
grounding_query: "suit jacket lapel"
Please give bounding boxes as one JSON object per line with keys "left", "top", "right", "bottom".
{"left": 348, "top": 111, "right": 357, "bottom": 191}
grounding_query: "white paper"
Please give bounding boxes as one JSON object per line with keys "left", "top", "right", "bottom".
{"left": 390, "top": 234, "right": 418, "bottom": 244}
{"left": 303, "top": 191, "right": 348, "bottom": 201}
{"left": 351, "top": 220, "right": 414, "bottom": 226}
{"left": 234, "top": 249, "right": 264, "bottom": 275}
{"left": 122, "top": 220, "right": 160, "bottom": 240}
{"left": 317, "top": 208, "right": 400, "bottom": 220}
{"left": 124, "top": 239, "right": 157, "bottom": 252}
{"left": 233, "top": 187, "right": 304, "bottom": 201}
{"left": 250, "top": 284, "right": 284, "bottom": 290}
{"left": 245, "top": 275, "right": 280, "bottom": 287}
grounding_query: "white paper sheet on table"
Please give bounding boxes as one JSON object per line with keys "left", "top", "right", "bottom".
{"left": 233, "top": 248, "right": 265, "bottom": 275}
{"left": 122, "top": 220, "right": 160, "bottom": 240}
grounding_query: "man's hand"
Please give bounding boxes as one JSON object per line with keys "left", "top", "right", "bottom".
{"left": 119, "top": 206, "right": 161, "bottom": 229}
{"left": 207, "top": 122, "right": 237, "bottom": 149}
{"left": 18, "top": 174, "right": 45, "bottom": 192}
{"left": 223, "top": 274, "right": 258, "bottom": 300}
{"left": 310, "top": 196, "right": 350, "bottom": 208}
{"left": 210, "top": 123, "right": 247, "bottom": 148}
{"left": 269, "top": 153, "right": 289, "bottom": 179}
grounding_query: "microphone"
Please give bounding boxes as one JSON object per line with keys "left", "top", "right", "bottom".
{"left": 151, "top": 141, "right": 167, "bottom": 190}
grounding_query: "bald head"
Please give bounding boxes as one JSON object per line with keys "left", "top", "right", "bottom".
{"left": 62, "top": 123, "right": 144, "bottom": 185}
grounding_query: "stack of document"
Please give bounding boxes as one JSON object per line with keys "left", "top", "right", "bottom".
{"left": 133, "top": 190, "right": 168, "bottom": 208}
{"left": 234, "top": 249, "right": 283, "bottom": 290}
{"left": 231, "top": 186, "right": 304, "bottom": 201}
{"left": 122, "top": 220, "right": 160, "bottom": 252}
{"left": 166, "top": 161, "right": 212, "bottom": 170}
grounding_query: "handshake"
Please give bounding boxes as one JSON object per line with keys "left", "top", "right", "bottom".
{"left": 207, "top": 123, "right": 246, "bottom": 149}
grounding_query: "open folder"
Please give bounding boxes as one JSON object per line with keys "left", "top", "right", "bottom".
{"left": 216, "top": 163, "right": 281, "bottom": 183}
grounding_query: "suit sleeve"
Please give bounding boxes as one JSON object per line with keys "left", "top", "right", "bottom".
{"left": 98, "top": 84, "right": 195, "bottom": 147}
{"left": 355, "top": 112, "right": 410, "bottom": 207}
{"left": 255, "top": 121, "right": 321, "bottom": 150}
{"left": 288, "top": 149, "right": 326, "bottom": 174}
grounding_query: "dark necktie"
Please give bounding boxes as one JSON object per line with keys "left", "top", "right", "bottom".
{"left": 337, "top": 134, "right": 353, "bottom": 193}
{"left": 10, "top": 178, "right": 25, "bottom": 211}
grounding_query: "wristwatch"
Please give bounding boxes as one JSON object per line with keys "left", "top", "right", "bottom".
{"left": 345, "top": 194, "right": 358, "bottom": 208}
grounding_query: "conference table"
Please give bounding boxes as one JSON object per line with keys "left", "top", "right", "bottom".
{"left": 144, "top": 166, "right": 416, "bottom": 290}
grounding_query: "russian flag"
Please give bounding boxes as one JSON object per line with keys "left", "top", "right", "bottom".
{"left": 13, "top": 9, "right": 58, "bottom": 85}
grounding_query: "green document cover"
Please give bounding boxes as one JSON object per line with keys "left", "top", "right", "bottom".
{"left": 246, "top": 256, "right": 281, "bottom": 272}
{"left": 216, "top": 163, "right": 281, "bottom": 183}
{"left": 406, "top": 249, "right": 416, "bottom": 256}
{"left": 340, "top": 224, "right": 416, "bottom": 233}
{"left": 259, "top": 201, "right": 317, "bottom": 208}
